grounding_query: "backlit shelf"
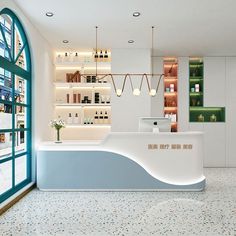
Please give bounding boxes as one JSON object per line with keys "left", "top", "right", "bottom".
{"left": 164, "top": 92, "right": 177, "bottom": 96}
{"left": 54, "top": 82, "right": 111, "bottom": 89}
{"left": 164, "top": 107, "right": 177, "bottom": 110}
{"left": 65, "top": 124, "right": 111, "bottom": 128}
{"left": 189, "top": 92, "right": 203, "bottom": 96}
{"left": 55, "top": 103, "right": 111, "bottom": 108}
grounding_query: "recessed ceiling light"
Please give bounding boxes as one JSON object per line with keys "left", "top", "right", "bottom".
{"left": 128, "top": 40, "right": 134, "bottom": 44}
{"left": 62, "top": 40, "right": 69, "bottom": 44}
{"left": 133, "top": 12, "right": 141, "bottom": 17}
{"left": 46, "top": 12, "right": 54, "bottom": 17}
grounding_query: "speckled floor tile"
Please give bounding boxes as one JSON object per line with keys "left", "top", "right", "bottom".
{"left": 0, "top": 168, "right": 236, "bottom": 236}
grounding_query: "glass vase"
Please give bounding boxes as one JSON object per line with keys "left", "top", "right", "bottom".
{"left": 55, "top": 128, "right": 62, "bottom": 143}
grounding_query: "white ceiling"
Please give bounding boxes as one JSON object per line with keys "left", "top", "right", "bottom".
{"left": 13, "top": 0, "right": 236, "bottom": 56}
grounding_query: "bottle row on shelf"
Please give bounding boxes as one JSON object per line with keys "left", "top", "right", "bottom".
{"left": 65, "top": 111, "right": 110, "bottom": 125}
{"left": 56, "top": 92, "right": 111, "bottom": 104}
{"left": 55, "top": 50, "right": 110, "bottom": 64}
{"left": 164, "top": 113, "right": 177, "bottom": 123}
{"left": 65, "top": 71, "right": 109, "bottom": 83}
{"left": 190, "top": 84, "right": 200, "bottom": 93}
{"left": 164, "top": 83, "right": 175, "bottom": 93}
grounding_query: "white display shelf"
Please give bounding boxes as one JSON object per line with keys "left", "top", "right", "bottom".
{"left": 65, "top": 124, "right": 111, "bottom": 128}
{"left": 54, "top": 82, "right": 111, "bottom": 89}
{"left": 55, "top": 103, "right": 111, "bottom": 107}
{"left": 55, "top": 61, "right": 111, "bottom": 68}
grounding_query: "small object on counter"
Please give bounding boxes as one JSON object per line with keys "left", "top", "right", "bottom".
{"left": 191, "top": 87, "right": 195, "bottom": 92}
{"left": 166, "top": 87, "right": 170, "bottom": 92}
{"left": 170, "top": 84, "right": 175, "bottom": 92}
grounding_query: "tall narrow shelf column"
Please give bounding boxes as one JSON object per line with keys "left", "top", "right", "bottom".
{"left": 189, "top": 57, "right": 225, "bottom": 122}
{"left": 163, "top": 58, "right": 178, "bottom": 132}
{"left": 54, "top": 51, "right": 112, "bottom": 140}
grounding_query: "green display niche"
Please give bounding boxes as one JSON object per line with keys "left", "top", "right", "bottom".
{"left": 189, "top": 58, "right": 225, "bottom": 122}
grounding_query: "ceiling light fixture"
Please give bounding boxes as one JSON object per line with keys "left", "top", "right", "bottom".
{"left": 128, "top": 40, "right": 134, "bottom": 44}
{"left": 62, "top": 40, "right": 69, "bottom": 44}
{"left": 78, "top": 26, "right": 163, "bottom": 97}
{"left": 133, "top": 12, "right": 141, "bottom": 17}
{"left": 45, "top": 12, "right": 54, "bottom": 17}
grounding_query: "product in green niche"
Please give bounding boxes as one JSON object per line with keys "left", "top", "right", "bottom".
{"left": 210, "top": 114, "right": 217, "bottom": 122}
{"left": 196, "top": 100, "right": 201, "bottom": 106}
{"left": 197, "top": 114, "right": 204, "bottom": 122}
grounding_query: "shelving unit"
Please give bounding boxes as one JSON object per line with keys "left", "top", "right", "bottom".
{"left": 189, "top": 58, "right": 225, "bottom": 122}
{"left": 163, "top": 58, "right": 178, "bottom": 132}
{"left": 54, "top": 51, "right": 112, "bottom": 140}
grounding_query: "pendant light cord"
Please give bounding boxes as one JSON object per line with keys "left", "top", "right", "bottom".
{"left": 95, "top": 26, "right": 98, "bottom": 77}
{"left": 151, "top": 26, "right": 154, "bottom": 78}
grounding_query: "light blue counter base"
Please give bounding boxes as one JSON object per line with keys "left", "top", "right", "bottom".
{"left": 37, "top": 151, "right": 205, "bottom": 191}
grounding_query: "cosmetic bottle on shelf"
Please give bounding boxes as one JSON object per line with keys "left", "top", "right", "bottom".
{"left": 73, "top": 52, "right": 79, "bottom": 62}
{"left": 64, "top": 52, "right": 69, "bottom": 62}
{"left": 94, "top": 111, "right": 98, "bottom": 124}
{"left": 73, "top": 113, "right": 80, "bottom": 124}
{"left": 66, "top": 94, "right": 70, "bottom": 103}
{"left": 99, "top": 111, "right": 103, "bottom": 124}
{"left": 104, "top": 111, "right": 108, "bottom": 124}
{"left": 67, "top": 113, "right": 72, "bottom": 124}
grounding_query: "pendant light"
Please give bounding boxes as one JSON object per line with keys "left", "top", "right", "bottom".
{"left": 80, "top": 26, "right": 163, "bottom": 97}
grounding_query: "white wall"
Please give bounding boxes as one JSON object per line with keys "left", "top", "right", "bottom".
{"left": 151, "top": 57, "right": 164, "bottom": 117}
{"left": 111, "top": 49, "right": 151, "bottom": 132}
{"left": 0, "top": 0, "right": 54, "bottom": 181}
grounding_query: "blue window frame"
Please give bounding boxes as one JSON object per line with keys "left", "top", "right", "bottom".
{"left": 0, "top": 8, "right": 31, "bottom": 203}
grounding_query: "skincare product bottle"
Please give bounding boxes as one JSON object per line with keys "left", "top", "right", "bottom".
{"left": 195, "top": 84, "right": 200, "bottom": 92}
{"left": 104, "top": 111, "right": 108, "bottom": 124}
{"left": 99, "top": 111, "right": 103, "bottom": 124}
{"left": 66, "top": 94, "right": 70, "bottom": 103}
{"left": 170, "top": 84, "right": 175, "bottom": 92}
{"left": 64, "top": 52, "right": 69, "bottom": 62}
{"left": 73, "top": 113, "right": 79, "bottom": 124}
{"left": 67, "top": 113, "right": 72, "bottom": 124}
{"left": 94, "top": 111, "right": 98, "bottom": 124}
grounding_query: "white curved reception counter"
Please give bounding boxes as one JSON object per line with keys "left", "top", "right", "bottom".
{"left": 37, "top": 132, "right": 205, "bottom": 191}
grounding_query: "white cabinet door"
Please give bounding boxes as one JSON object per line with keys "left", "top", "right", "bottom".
{"left": 204, "top": 57, "right": 226, "bottom": 107}
{"left": 226, "top": 57, "right": 236, "bottom": 167}
{"left": 203, "top": 123, "right": 226, "bottom": 167}
{"left": 189, "top": 123, "right": 204, "bottom": 131}
{"left": 151, "top": 57, "right": 164, "bottom": 117}
{"left": 178, "top": 57, "right": 189, "bottom": 131}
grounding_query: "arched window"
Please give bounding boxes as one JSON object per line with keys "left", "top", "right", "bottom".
{"left": 0, "top": 8, "right": 31, "bottom": 203}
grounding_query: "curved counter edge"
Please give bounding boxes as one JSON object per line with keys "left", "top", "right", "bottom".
{"left": 37, "top": 150, "right": 206, "bottom": 191}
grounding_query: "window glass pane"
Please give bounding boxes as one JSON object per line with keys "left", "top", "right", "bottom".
{"left": 0, "top": 67, "right": 13, "bottom": 102}
{"left": 15, "top": 76, "right": 26, "bottom": 104}
{"left": 0, "top": 160, "right": 12, "bottom": 195}
{"left": 14, "top": 25, "right": 28, "bottom": 70}
{"left": 15, "top": 106, "right": 27, "bottom": 129}
{"left": 0, "top": 108, "right": 12, "bottom": 129}
{"left": 0, "top": 14, "right": 13, "bottom": 61}
{"left": 15, "top": 131, "right": 27, "bottom": 155}
{"left": 15, "top": 155, "right": 27, "bottom": 185}
{"left": 0, "top": 132, "right": 12, "bottom": 160}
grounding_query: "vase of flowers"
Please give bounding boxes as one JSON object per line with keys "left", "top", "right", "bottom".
{"left": 50, "top": 118, "right": 65, "bottom": 143}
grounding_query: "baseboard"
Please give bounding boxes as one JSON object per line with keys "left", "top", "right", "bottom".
{"left": 0, "top": 182, "right": 36, "bottom": 215}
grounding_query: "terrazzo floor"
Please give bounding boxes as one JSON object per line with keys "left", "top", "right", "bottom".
{"left": 0, "top": 168, "right": 236, "bottom": 236}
